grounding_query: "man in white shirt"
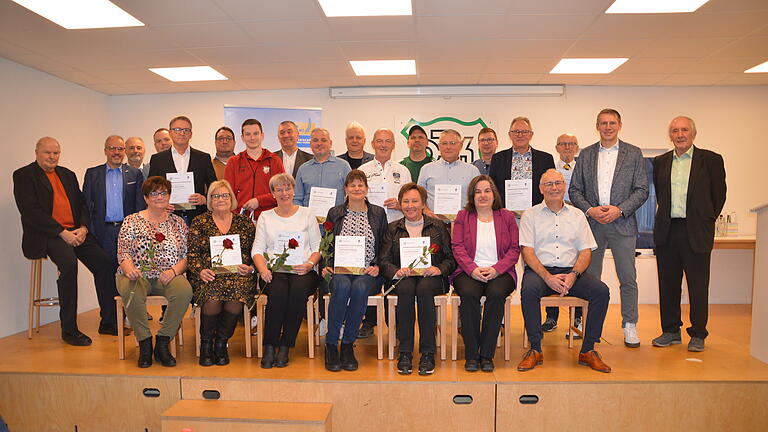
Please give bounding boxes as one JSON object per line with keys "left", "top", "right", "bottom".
{"left": 517, "top": 169, "right": 611, "bottom": 373}
{"left": 359, "top": 128, "right": 412, "bottom": 223}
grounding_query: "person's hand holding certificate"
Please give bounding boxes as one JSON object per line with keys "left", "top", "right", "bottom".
{"left": 167, "top": 172, "right": 195, "bottom": 210}
{"left": 210, "top": 234, "right": 242, "bottom": 274}
{"left": 366, "top": 183, "right": 386, "bottom": 207}
{"left": 433, "top": 184, "right": 461, "bottom": 221}
{"left": 308, "top": 187, "right": 337, "bottom": 223}
{"left": 398, "top": 237, "right": 431, "bottom": 276}
{"left": 333, "top": 235, "right": 365, "bottom": 275}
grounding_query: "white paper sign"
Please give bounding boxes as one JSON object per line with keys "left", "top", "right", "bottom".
{"left": 274, "top": 231, "right": 305, "bottom": 268}
{"left": 399, "top": 236, "right": 431, "bottom": 275}
{"left": 167, "top": 172, "right": 195, "bottom": 206}
{"left": 308, "top": 187, "right": 337, "bottom": 220}
{"left": 433, "top": 184, "right": 461, "bottom": 217}
{"left": 334, "top": 235, "right": 366, "bottom": 274}
{"left": 209, "top": 234, "right": 242, "bottom": 273}
{"left": 505, "top": 179, "right": 532, "bottom": 212}
{"left": 366, "top": 183, "right": 386, "bottom": 207}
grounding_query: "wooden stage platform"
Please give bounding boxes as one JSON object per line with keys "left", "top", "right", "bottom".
{"left": 1, "top": 304, "right": 767, "bottom": 431}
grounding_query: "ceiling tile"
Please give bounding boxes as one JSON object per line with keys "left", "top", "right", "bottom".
{"left": 355, "top": 76, "right": 420, "bottom": 86}
{"left": 616, "top": 58, "right": 699, "bottom": 74}
{"left": 339, "top": 41, "right": 418, "bottom": 60}
{"left": 212, "top": 0, "right": 325, "bottom": 21}
{"left": 418, "top": 60, "right": 487, "bottom": 74}
{"left": 677, "top": 57, "right": 768, "bottom": 73}
{"left": 235, "top": 77, "right": 302, "bottom": 90}
{"left": 538, "top": 74, "right": 603, "bottom": 85}
{"left": 416, "top": 0, "right": 512, "bottom": 15}
{"left": 88, "top": 68, "right": 171, "bottom": 84}
{"left": 699, "top": 0, "right": 768, "bottom": 13}
{"left": 189, "top": 43, "right": 344, "bottom": 64}
{"left": 416, "top": 16, "right": 506, "bottom": 40}
{"left": 153, "top": 23, "right": 252, "bottom": 48}
{"left": 656, "top": 73, "right": 733, "bottom": 86}
{"left": 634, "top": 37, "right": 736, "bottom": 58}
{"left": 565, "top": 38, "right": 649, "bottom": 58}
{"left": 417, "top": 74, "right": 480, "bottom": 85}
{"left": 239, "top": 19, "right": 333, "bottom": 43}
{"left": 497, "top": 15, "right": 598, "bottom": 39}
{"left": 484, "top": 58, "right": 559, "bottom": 74}
{"left": 113, "top": 0, "right": 231, "bottom": 26}
{"left": 594, "top": 74, "right": 669, "bottom": 86}
{"left": 119, "top": 82, "right": 197, "bottom": 95}
{"left": 327, "top": 17, "right": 416, "bottom": 41}
{"left": 506, "top": 0, "right": 613, "bottom": 14}
{"left": 477, "top": 73, "right": 543, "bottom": 84}
{"left": 176, "top": 80, "right": 245, "bottom": 92}
{"left": 417, "top": 40, "right": 492, "bottom": 60}
{"left": 296, "top": 77, "right": 360, "bottom": 88}
{"left": 47, "top": 69, "right": 112, "bottom": 85}
{"left": 712, "top": 37, "right": 768, "bottom": 58}
{"left": 83, "top": 83, "right": 131, "bottom": 95}
{"left": 714, "top": 73, "right": 768, "bottom": 85}
{"left": 485, "top": 39, "right": 573, "bottom": 58}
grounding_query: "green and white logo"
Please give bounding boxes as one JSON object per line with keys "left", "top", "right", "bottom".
{"left": 399, "top": 116, "right": 492, "bottom": 163}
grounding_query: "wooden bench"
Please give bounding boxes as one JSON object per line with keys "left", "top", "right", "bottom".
{"left": 161, "top": 400, "right": 332, "bottom": 431}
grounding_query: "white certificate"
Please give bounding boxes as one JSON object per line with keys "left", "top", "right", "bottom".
{"left": 505, "top": 179, "right": 532, "bottom": 212}
{"left": 209, "top": 234, "right": 242, "bottom": 274}
{"left": 308, "top": 187, "right": 337, "bottom": 222}
{"left": 274, "top": 231, "right": 305, "bottom": 270}
{"left": 399, "top": 236, "right": 431, "bottom": 276}
{"left": 167, "top": 172, "right": 195, "bottom": 208}
{"left": 433, "top": 184, "right": 461, "bottom": 219}
{"left": 366, "top": 183, "right": 386, "bottom": 207}
{"left": 333, "top": 236, "right": 366, "bottom": 275}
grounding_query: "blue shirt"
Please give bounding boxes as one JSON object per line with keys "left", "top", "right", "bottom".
{"left": 105, "top": 165, "right": 124, "bottom": 222}
{"left": 418, "top": 158, "right": 480, "bottom": 211}
{"left": 472, "top": 158, "right": 491, "bottom": 175}
{"left": 294, "top": 155, "right": 352, "bottom": 206}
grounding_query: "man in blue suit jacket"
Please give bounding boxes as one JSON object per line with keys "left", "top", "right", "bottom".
{"left": 83, "top": 135, "right": 146, "bottom": 278}
{"left": 569, "top": 109, "right": 649, "bottom": 348}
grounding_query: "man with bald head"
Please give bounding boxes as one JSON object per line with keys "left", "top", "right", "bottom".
{"left": 651, "top": 116, "right": 726, "bottom": 352}
{"left": 294, "top": 128, "right": 351, "bottom": 207}
{"left": 359, "top": 128, "right": 412, "bottom": 223}
{"left": 14, "top": 137, "right": 119, "bottom": 345}
{"left": 125, "top": 137, "right": 147, "bottom": 173}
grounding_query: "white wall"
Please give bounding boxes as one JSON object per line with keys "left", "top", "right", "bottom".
{"left": 2, "top": 54, "right": 765, "bottom": 337}
{"left": 1, "top": 57, "right": 110, "bottom": 338}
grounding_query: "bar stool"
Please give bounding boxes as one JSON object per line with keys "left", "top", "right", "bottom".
{"left": 28, "top": 258, "right": 59, "bottom": 339}
{"left": 115, "top": 295, "right": 184, "bottom": 360}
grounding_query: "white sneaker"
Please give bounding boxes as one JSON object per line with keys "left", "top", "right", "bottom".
{"left": 251, "top": 315, "right": 258, "bottom": 328}
{"left": 624, "top": 323, "right": 640, "bottom": 348}
{"left": 319, "top": 318, "right": 328, "bottom": 337}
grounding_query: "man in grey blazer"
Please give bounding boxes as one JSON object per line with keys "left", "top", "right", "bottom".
{"left": 569, "top": 108, "right": 649, "bottom": 348}
{"left": 275, "top": 120, "right": 312, "bottom": 179}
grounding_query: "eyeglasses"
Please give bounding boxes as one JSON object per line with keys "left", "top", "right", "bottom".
{"left": 510, "top": 129, "right": 532, "bottom": 136}
{"left": 556, "top": 142, "right": 577, "bottom": 147}
{"left": 170, "top": 127, "right": 192, "bottom": 134}
{"left": 216, "top": 136, "right": 233, "bottom": 142}
{"left": 478, "top": 138, "right": 497, "bottom": 144}
{"left": 211, "top": 193, "right": 231, "bottom": 200}
{"left": 148, "top": 190, "right": 169, "bottom": 197}
{"left": 106, "top": 146, "right": 125, "bottom": 152}
{"left": 541, "top": 181, "right": 565, "bottom": 188}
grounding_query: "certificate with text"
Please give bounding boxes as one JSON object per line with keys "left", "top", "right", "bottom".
{"left": 366, "top": 183, "right": 386, "bottom": 207}
{"left": 333, "top": 236, "right": 366, "bottom": 275}
{"left": 167, "top": 172, "right": 195, "bottom": 209}
{"left": 505, "top": 179, "right": 532, "bottom": 212}
{"left": 273, "top": 231, "right": 305, "bottom": 272}
{"left": 399, "top": 236, "right": 431, "bottom": 276}
{"left": 433, "top": 184, "right": 461, "bottom": 220}
{"left": 308, "top": 187, "right": 337, "bottom": 222}
{"left": 209, "top": 234, "right": 242, "bottom": 274}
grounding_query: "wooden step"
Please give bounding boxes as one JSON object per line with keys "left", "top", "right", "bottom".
{"left": 161, "top": 400, "right": 332, "bottom": 432}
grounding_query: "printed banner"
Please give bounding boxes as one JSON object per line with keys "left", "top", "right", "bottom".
{"left": 224, "top": 106, "right": 322, "bottom": 153}
{"left": 395, "top": 115, "right": 497, "bottom": 163}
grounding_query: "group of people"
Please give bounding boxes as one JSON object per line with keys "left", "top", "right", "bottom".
{"left": 13, "top": 108, "right": 726, "bottom": 376}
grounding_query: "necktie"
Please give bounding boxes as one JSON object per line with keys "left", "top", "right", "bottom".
{"left": 563, "top": 163, "right": 571, "bottom": 170}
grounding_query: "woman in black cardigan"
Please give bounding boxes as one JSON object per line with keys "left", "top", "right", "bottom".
{"left": 380, "top": 182, "right": 455, "bottom": 376}
{"left": 322, "top": 170, "right": 388, "bottom": 372}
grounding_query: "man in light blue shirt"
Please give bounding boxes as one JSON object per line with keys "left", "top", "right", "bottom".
{"left": 418, "top": 129, "right": 480, "bottom": 222}
{"left": 294, "top": 128, "right": 351, "bottom": 207}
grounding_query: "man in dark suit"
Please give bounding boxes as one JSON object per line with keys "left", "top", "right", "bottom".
{"left": 274, "top": 120, "right": 312, "bottom": 179}
{"left": 488, "top": 116, "right": 555, "bottom": 214}
{"left": 651, "top": 116, "right": 726, "bottom": 352}
{"left": 83, "top": 135, "right": 145, "bottom": 279}
{"left": 569, "top": 108, "right": 649, "bottom": 348}
{"left": 13, "top": 137, "right": 118, "bottom": 345}
{"left": 148, "top": 116, "right": 217, "bottom": 224}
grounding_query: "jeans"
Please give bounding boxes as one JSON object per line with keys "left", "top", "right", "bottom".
{"left": 327, "top": 274, "right": 380, "bottom": 344}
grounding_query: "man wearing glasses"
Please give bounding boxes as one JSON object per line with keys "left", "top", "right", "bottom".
{"left": 517, "top": 169, "right": 611, "bottom": 373}
{"left": 569, "top": 108, "right": 648, "bottom": 349}
{"left": 212, "top": 126, "right": 236, "bottom": 180}
{"left": 488, "top": 117, "right": 555, "bottom": 215}
{"left": 148, "top": 115, "right": 217, "bottom": 224}
{"left": 472, "top": 127, "right": 499, "bottom": 175}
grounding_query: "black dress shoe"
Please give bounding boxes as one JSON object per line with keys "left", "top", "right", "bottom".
{"left": 261, "top": 345, "right": 276, "bottom": 369}
{"left": 464, "top": 359, "right": 479, "bottom": 372}
{"left": 154, "top": 335, "right": 176, "bottom": 367}
{"left": 274, "top": 346, "right": 290, "bottom": 368}
{"left": 340, "top": 343, "right": 358, "bottom": 371}
{"left": 98, "top": 322, "right": 119, "bottom": 336}
{"left": 62, "top": 330, "right": 92, "bottom": 346}
{"left": 480, "top": 358, "right": 494, "bottom": 372}
{"left": 325, "top": 343, "right": 342, "bottom": 372}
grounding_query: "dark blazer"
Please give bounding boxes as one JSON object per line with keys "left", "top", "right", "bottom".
{"left": 379, "top": 215, "right": 455, "bottom": 290}
{"left": 82, "top": 163, "right": 146, "bottom": 243}
{"left": 653, "top": 146, "right": 726, "bottom": 253}
{"left": 488, "top": 147, "right": 555, "bottom": 208}
{"left": 569, "top": 140, "right": 649, "bottom": 236}
{"left": 324, "top": 202, "right": 388, "bottom": 268}
{"left": 148, "top": 147, "right": 217, "bottom": 219}
{"left": 275, "top": 148, "right": 313, "bottom": 179}
{"left": 13, "top": 162, "right": 89, "bottom": 259}
{"left": 450, "top": 208, "right": 520, "bottom": 284}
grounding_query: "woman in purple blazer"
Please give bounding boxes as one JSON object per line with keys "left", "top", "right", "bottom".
{"left": 451, "top": 174, "right": 520, "bottom": 372}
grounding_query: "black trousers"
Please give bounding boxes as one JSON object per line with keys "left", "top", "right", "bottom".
{"left": 656, "top": 219, "right": 712, "bottom": 339}
{"left": 263, "top": 271, "right": 318, "bottom": 347}
{"left": 395, "top": 276, "right": 443, "bottom": 354}
{"left": 45, "top": 233, "right": 117, "bottom": 332}
{"left": 521, "top": 266, "right": 609, "bottom": 350}
{"left": 454, "top": 272, "right": 515, "bottom": 360}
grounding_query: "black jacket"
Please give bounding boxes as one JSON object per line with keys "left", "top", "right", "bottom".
{"left": 488, "top": 146, "right": 555, "bottom": 208}
{"left": 148, "top": 147, "right": 217, "bottom": 219}
{"left": 379, "top": 215, "right": 455, "bottom": 290}
{"left": 324, "top": 201, "right": 388, "bottom": 268}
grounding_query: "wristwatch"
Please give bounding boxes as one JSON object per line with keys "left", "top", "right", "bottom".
{"left": 570, "top": 270, "right": 581, "bottom": 278}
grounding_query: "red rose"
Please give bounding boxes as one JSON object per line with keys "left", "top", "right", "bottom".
{"left": 288, "top": 238, "right": 299, "bottom": 249}
{"left": 222, "top": 238, "right": 234, "bottom": 249}
{"left": 429, "top": 243, "right": 440, "bottom": 254}
{"left": 323, "top": 221, "right": 334, "bottom": 232}
{"left": 154, "top": 232, "right": 166, "bottom": 242}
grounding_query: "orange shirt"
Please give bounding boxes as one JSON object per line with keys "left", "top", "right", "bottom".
{"left": 45, "top": 170, "right": 76, "bottom": 229}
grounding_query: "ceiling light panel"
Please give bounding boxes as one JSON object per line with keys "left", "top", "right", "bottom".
{"left": 12, "top": 0, "right": 144, "bottom": 29}
{"left": 605, "top": 0, "right": 710, "bottom": 14}
{"left": 318, "top": 0, "right": 412, "bottom": 17}
{"left": 745, "top": 60, "right": 768, "bottom": 73}
{"left": 149, "top": 66, "right": 228, "bottom": 82}
{"left": 550, "top": 58, "right": 628, "bottom": 74}
{"left": 350, "top": 60, "right": 416, "bottom": 76}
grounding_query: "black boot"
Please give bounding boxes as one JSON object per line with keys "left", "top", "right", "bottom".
{"left": 154, "top": 335, "right": 176, "bottom": 367}
{"left": 340, "top": 343, "right": 358, "bottom": 371}
{"left": 199, "top": 313, "right": 217, "bottom": 367}
{"left": 275, "top": 346, "right": 290, "bottom": 367}
{"left": 261, "top": 344, "right": 276, "bottom": 369}
{"left": 214, "top": 311, "right": 240, "bottom": 366}
{"left": 325, "top": 343, "right": 341, "bottom": 372}
{"left": 138, "top": 337, "right": 153, "bottom": 368}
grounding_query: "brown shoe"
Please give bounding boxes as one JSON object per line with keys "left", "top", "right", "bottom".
{"left": 578, "top": 350, "right": 611, "bottom": 373}
{"left": 517, "top": 349, "right": 543, "bottom": 371}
